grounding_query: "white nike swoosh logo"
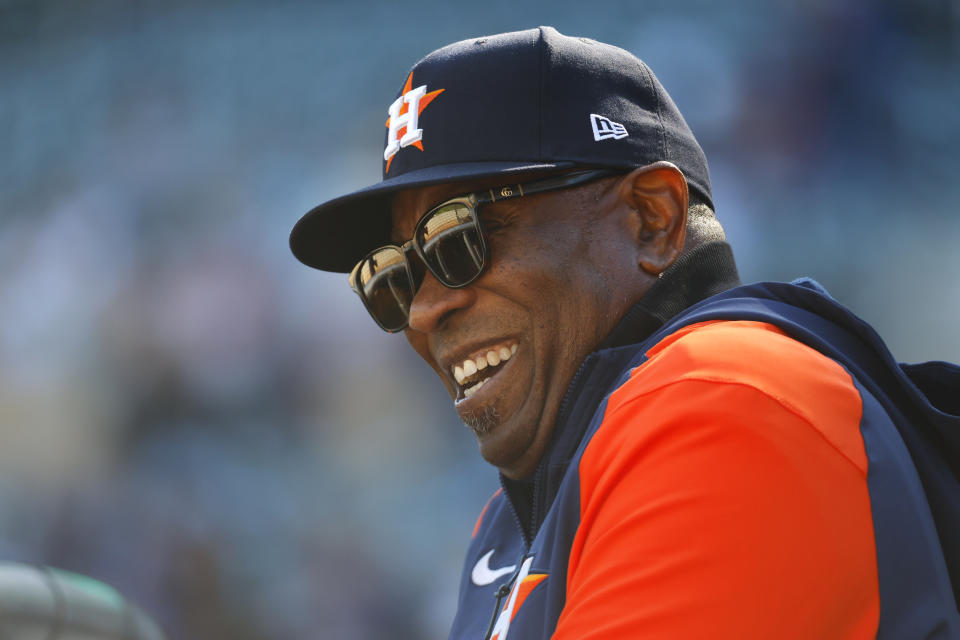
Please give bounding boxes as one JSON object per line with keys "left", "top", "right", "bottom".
{"left": 471, "top": 549, "right": 516, "bottom": 587}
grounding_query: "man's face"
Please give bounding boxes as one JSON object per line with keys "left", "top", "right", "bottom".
{"left": 391, "top": 173, "right": 651, "bottom": 479}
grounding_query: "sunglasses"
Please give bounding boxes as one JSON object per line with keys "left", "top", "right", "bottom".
{"left": 349, "top": 169, "right": 616, "bottom": 332}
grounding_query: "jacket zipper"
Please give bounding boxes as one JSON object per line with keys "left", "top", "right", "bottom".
{"left": 528, "top": 457, "right": 546, "bottom": 544}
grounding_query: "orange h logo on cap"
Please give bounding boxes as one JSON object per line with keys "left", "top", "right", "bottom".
{"left": 384, "top": 73, "right": 444, "bottom": 173}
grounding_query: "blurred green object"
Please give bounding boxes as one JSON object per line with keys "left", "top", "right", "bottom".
{"left": 0, "top": 563, "right": 166, "bottom": 640}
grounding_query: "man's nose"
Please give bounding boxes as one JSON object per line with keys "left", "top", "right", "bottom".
{"left": 407, "top": 270, "right": 476, "bottom": 334}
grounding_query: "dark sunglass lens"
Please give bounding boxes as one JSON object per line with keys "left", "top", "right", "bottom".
{"left": 416, "top": 202, "right": 485, "bottom": 286}
{"left": 357, "top": 247, "right": 414, "bottom": 331}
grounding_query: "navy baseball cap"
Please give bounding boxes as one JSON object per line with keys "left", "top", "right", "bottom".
{"left": 290, "top": 26, "right": 711, "bottom": 273}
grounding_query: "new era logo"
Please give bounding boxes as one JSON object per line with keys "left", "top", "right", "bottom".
{"left": 590, "top": 113, "right": 628, "bottom": 141}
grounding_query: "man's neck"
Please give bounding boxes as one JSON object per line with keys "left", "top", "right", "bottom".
{"left": 598, "top": 241, "right": 741, "bottom": 351}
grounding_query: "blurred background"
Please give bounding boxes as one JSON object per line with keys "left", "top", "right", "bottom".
{"left": 2, "top": 0, "right": 958, "bottom": 637}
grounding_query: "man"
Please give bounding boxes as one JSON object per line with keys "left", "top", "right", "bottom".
{"left": 290, "top": 27, "right": 960, "bottom": 639}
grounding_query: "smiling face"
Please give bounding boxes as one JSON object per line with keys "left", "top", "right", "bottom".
{"left": 390, "top": 167, "right": 686, "bottom": 478}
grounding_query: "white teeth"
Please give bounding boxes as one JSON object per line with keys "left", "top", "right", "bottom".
{"left": 463, "top": 378, "right": 487, "bottom": 398}
{"left": 450, "top": 343, "right": 519, "bottom": 387}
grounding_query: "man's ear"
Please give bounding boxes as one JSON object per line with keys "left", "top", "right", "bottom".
{"left": 617, "top": 161, "right": 688, "bottom": 276}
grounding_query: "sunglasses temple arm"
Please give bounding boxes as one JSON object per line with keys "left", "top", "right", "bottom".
{"left": 477, "top": 170, "right": 617, "bottom": 205}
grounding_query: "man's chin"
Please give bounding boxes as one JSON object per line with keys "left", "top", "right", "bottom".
{"left": 470, "top": 412, "right": 548, "bottom": 479}
{"left": 460, "top": 404, "right": 503, "bottom": 436}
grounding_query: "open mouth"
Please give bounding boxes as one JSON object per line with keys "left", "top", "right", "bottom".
{"left": 452, "top": 342, "right": 518, "bottom": 404}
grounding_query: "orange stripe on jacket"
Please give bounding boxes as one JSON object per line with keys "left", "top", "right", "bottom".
{"left": 555, "top": 320, "right": 879, "bottom": 639}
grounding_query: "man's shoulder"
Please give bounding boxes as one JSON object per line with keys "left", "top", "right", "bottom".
{"left": 629, "top": 318, "right": 857, "bottom": 395}
{"left": 600, "top": 319, "right": 868, "bottom": 472}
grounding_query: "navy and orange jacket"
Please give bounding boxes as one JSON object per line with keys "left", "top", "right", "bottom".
{"left": 448, "top": 244, "right": 960, "bottom": 639}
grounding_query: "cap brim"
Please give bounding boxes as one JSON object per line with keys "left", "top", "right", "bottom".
{"left": 289, "top": 160, "right": 575, "bottom": 273}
